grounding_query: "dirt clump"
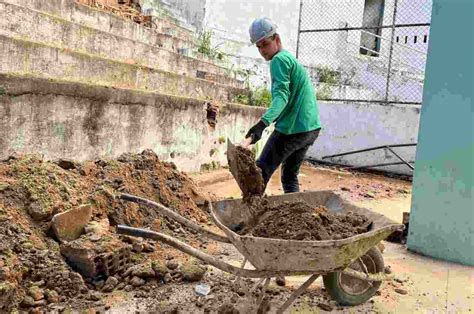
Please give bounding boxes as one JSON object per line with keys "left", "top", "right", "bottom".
{"left": 227, "top": 145, "right": 265, "bottom": 202}
{"left": 238, "top": 201, "right": 373, "bottom": 241}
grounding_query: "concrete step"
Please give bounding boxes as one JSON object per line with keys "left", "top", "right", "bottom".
{"left": 0, "top": 35, "right": 248, "bottom": 103}
{"left": 0, "top": 1, "right": 242, "bottom": 88}
{"left": 2, "top": 0, "right": 199, "bottom": 52}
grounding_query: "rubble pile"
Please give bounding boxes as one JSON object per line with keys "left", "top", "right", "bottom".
{"left": 0, "top": 150, "right": 209, "bottom": 311}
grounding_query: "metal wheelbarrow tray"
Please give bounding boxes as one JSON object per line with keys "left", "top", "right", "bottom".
{"left": 116, "top": 190, "right": 403, "bottom": 311}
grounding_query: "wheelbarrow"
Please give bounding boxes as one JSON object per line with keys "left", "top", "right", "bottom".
{"left": 115, "top": 190, "right": 403, "bottom": 313}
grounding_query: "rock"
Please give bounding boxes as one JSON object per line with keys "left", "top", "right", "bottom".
{"left": 116, "top": 282, "right": 126, "bottom": 290}
{"left": 34, "top": 299, "right": 47, "bottom": 307}
{"left": 384, "top": 266, "right": 392, "bottom": 274}
{"left": 142, "top": 242, "right": 155, "bottom": 253}
{"left": 364, "top": 192, "right": 376, "bottom": 198}
{"left": 395, "top": 288, "right": 408, "bottom": 295}
{"left": 340, "top": 186, "right": 351, "bottom": 192}
{"left": 21, "top": 295, "right": 36, "bottom": 307}
{"left": 102, "top": 276, "right": 119, "bottom": 292}
{"left": 163, "top": 273, "right": 172, "bottom": 284}
{"left": 120, "top": 235, "right": 135, "bottom": 244}
{"left": 28, "top": 201, "right": 52, "bottom": 221}
{"left": 130, "top": 276, "right": 146, "bottom": 287}
{"left": 44, "top": 289, "right": 59, "bottom": 303}
{"left": 52, "top": 204, "right": 92, "bottom": 242}
{"left": 132, "top": 242, "right": 144, "bottom": 253}
{"left": 394, "top": 277, "right": 406, "bottom": 283}
{"left": 152, "top": 261, "right": 169, "bottom": 278}
{"left": 180, "top": 262, "right": 206, "bottom": 282}
{"left": 230, "top": 294, "right": 239, "bottom": 304}
{"left": 57, "top": 159, "right": 76, "bottom": 170}
{"left": 28, "top": 286, "right": 44, "bottom": 301}
{"left": 236, "top": 287, "right": 246, "bottom": 297}
{"left": 218, "top": 303, "right": 239, "bottom": 314}
{"left": 94, "top": 280, "right": 105, "bottom": 290}
{"left": 166, "top": 260, "right": 179, "bottom": 270}
{"left": 275, "top": 276, "right": 286, "bottom": 287}
{"left": 317, "top": 303, "right": 333, "bottom": 311}
{"left": 124, "top": 285, "right": 133, "bottom": 292}
{"left": 88, "top": 291, "right": 102, "bottom": 301}
{"left": 128, "top": 263, "right": 156, "bottom": 279}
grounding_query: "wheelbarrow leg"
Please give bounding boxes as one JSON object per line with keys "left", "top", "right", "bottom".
{"left": 277, "top": 274, "right": 320, "bottom": 314}
{"left": 256, "top": 277, "right": 271, "bottom": 309}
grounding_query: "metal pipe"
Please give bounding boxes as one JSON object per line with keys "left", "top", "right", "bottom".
{"left": 118, "top": 193, "right": 231, "bottom": 243}
{"left": 299, "top": 23, "right": 430, "bottom": 33}
{"left": 318, "top": 98, "right": 422, "bottom": 105}
{"left": 296, "top": 0, "right": 303, "bottom": 59}
{"left": 384, "top": 0, "right": 399, "bottom": 104}
{"left": 322, "top": 143, "right": 417, "bottom": 159}
{"left": 346, "top": 161, "right": 414, "bottom": 170}
{"left": 384, "top": 146, "right": 415, "bottom": 170}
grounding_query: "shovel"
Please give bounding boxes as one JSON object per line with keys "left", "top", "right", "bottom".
{"left": 226, "top": 139, "right": 265, "bottom": 200}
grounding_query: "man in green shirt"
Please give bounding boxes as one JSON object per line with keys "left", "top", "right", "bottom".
{"left": 242, "top": 17, "right": 322, "bottom": 194}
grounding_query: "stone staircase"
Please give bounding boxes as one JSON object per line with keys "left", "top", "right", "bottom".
{"left": 0, "top": 0, "right": 247, "bottom": 102}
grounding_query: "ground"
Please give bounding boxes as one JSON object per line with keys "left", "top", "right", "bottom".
{"left": 1, "top": 155, "right": 472, "bottom": 313}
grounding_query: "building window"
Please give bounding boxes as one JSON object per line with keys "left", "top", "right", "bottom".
{"left": 360, "top": 0, "right": 385, "bottom": 57}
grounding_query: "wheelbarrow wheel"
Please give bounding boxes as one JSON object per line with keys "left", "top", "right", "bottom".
{"left": 323, "top": 247, "right": 384, "bottom": 306}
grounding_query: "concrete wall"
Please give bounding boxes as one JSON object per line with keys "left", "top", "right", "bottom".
{"left": 0, "top": 75, "right": 421, "bottom": 175}
{"left": 0, "top": 75, "right": 264, "bottom": 172}
{"left": 407, "top": 0, "right": 473, "bottom": 266}
{"left": 307, "top": 101, "right": 420, "bottom": 175}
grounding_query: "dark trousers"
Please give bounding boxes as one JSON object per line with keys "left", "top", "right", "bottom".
{"left": 256, "top": 128, "right": 320, "bottom": 193}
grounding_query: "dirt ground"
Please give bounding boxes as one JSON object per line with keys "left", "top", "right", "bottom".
{"left": 1, "top": 154, "right": 472, "bottom": 313}
{"left": 192, "top": 164, "right": 474, "bottom": 313}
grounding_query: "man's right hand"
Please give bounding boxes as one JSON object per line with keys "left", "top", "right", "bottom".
{"left": 245, "top": 120, "right": 267, "bottom": 145}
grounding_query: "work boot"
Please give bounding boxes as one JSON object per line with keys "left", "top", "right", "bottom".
{"left": 275, "top": 275, "right": 286, "bottom": 287}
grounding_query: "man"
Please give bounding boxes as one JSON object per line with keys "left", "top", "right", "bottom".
{"left": 242, "top": 17, "right": 322, "bottom": 194}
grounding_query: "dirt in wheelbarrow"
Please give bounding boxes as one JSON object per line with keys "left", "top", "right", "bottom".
{"left": 239, "top": 200, "right": 373, "bottom": 241}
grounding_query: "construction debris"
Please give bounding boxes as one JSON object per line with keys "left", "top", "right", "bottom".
{"left": 0, "top": 150, "right": 209, "bottom": 311}
{"left": 75, "top": 0, "right": 152, "bottom": 26}
{"left": 52, "top": 204, "right": 93, "bottom": 242}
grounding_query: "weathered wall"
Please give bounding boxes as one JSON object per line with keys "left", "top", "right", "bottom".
{"left": 307, "top": 101, "right": 420, "bottom": 175}
{"left": 0, "top": 75, "right": 264, "bottom": 172}
{"left": 0, "top": 75, "right": 420, "bottom": 175}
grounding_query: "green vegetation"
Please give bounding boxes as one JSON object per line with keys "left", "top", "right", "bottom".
{"left": 197, "top": 30, "right": 225, "bottom": 61}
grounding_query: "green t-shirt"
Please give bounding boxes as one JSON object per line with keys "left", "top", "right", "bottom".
{"left": 261, "top": 49, "right": 322, "bottom": 134}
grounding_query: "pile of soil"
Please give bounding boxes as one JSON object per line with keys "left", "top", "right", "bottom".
{"left": 239, "top": 201, "right": 373, "bottom": 241}
{"left": 0, "top": 150, "right": 210, "bottom": 312}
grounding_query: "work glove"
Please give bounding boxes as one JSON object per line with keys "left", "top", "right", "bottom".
{"left": 245, "top": 120, "right": 267, "bottom": 144}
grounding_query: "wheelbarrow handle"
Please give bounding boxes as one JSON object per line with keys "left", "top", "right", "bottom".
{"left": 117, "top": 225, "right": 280, "bottom": 278}
{"left": 118, "top": 192, "right": 231, "bottom": 243}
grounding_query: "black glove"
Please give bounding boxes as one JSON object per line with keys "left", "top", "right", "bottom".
{"left": 245, "top": 120, "right": 267, "bottom": 144}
